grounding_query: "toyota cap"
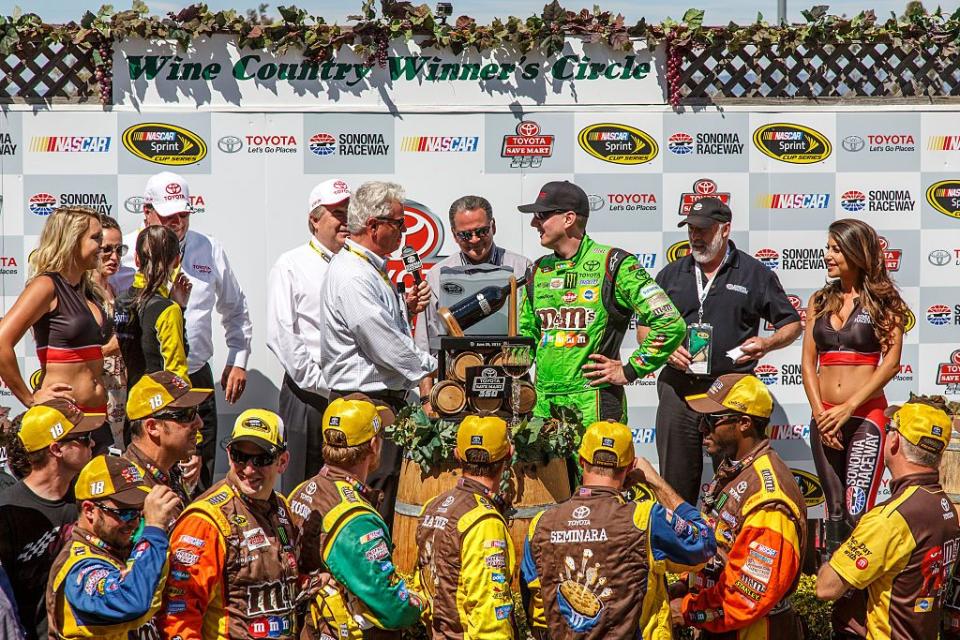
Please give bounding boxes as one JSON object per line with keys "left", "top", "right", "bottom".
{"left": 884, "top": 398, "right": 952, "bottom": 454}
{"left": 518, "top": 180, "right": 590, "bottom": 217}
{"left": 144, "top": 171, "right": 191, "bottom": 217}
{"left": 309, "top": 178, "right": 351, "bottom": 213}
{"left": 18, "top": 399, "right": 104, "bottom": 453}
{"left": 456, "top": 415, "right": 510, "bottom": 463}
{"left": 322, "top": 394, "right": 395, "bottom": 447}
{"left": 685, "top": 373, "right": 773, "bottom": 419}
{"left": 578, "top": 421, "right": 635, "bottom": 468}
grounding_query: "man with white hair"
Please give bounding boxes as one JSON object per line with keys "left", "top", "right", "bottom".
{"left": 319, "top": 180, "right": 434, "bottom": 527}
{"left": 267, "top": 178, "right": 350, "bottom": 493}
{"left": 113, "top": 171, "right": 253, "bottom": 490}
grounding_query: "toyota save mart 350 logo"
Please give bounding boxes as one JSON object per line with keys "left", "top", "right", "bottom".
{"left": 385, "top": 200, "right": 446, "bottom": 286}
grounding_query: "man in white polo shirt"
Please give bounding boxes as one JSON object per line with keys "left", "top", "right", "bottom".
{"left": 267, "top": 178, "right": 350, "bottom": 493}
{"left": 113, "top": 171, "right": 253, "bottom": 489}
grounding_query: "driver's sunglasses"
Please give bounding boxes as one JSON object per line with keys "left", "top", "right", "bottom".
{"left": 454, "top": 226, "right": 491, "bottom": 242}
{"left": 701, "top": 413, "right": 741, "bottom": 431}
{"left": 228, "top": 447, "right": 278, "bottom": 468}
{"left": 532, "top": 210, "right": 566, "bottom": 222}
{"left": 95, "top": 502, "right": 142, "bottom": 523}
{"left": 60, "top": 433, "right": 93, "bottom": 446}
{"left": 375, "top": 216, "right": 407, "bottom": 230}
{"left": 100, "top": 244, "right": 128, "bottom": 257}
{"left": 152, "top": 407, "right": 198, "bottom": 423}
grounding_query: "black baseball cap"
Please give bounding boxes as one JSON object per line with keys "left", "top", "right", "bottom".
{"left": 678, "top": 197, "right": 732, "bottom": 228}
{"left": 518, "top": 181, "right": 590, "bottom": 217}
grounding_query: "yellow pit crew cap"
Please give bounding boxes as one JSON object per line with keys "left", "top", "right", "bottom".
{"left": 230, "top": 409, "right": 286, "bottom": 454}
{"left": 579, "top": 421, "right": 635, "bottom": 468}
{"left": 126, "top": 370, "right": 212, "bottom": 420}
{"left": 885, "top": 398, "right": 952, "bottom": 454}
{"left": 75, "top": 455, "right": 150, "bottom": 507}
{"left": 322, "top": 394, "right": 395, "bottom": 447}
{"left": 685, "top": 373, "right": 773, "bottom": 419}
{"left": 18, "top": 399, "right": 104, "bottom": 453}
{"left": 457, "top": 415, "right": 510, "bottom": 463}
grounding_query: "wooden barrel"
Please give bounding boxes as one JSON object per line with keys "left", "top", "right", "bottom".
{"left": 430, "top": 380, "right": 466, "bottom": 416}
{"left": 450, "top": 351, "right": 483, "bottom": 382}
{"left": 469, "top": 395, "right": 502, "bottom": 414}
{"left": 517, "top": 380, "right": 536, "bottom": 414}
{"left": 392, "top": 457, "right": 572, "bottom": 580}
{"left": 938, "top": 417, "right": 960, "bottom": 506}
{"left": 487, "top": 352, "right": 505, "bottom": 366}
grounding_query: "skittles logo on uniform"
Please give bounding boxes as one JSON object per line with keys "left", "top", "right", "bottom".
{"left": 666, "top": 240, "right": 691, "bottom": 263}
{"left": 385, "top": 200, "right": 446, "bottom": 286}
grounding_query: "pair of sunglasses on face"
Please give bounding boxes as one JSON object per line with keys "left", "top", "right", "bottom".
{"left": 700, "top": 413, "right": 742, "bottom": 431}
{"left": 227, "top": 447, "right": 279, "bottom": 468}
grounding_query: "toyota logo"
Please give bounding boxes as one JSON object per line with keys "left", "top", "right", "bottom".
{"left": 842, "top": 135, "right": 865, "bottom": 152}
{"left": 929, "top": 249, "right": 951, "bottom": 266}
{"left": 571, "top": 505, "right": 590, "bottom": 520}
{"left": 124, "top": 196, "right": 145, "bottom": 214}
{"left": 165, "top": 183, "right": 182, "bottom": 195}
{"left": 588, "top": 194, "right": 605, "bottom": 211}
{"left": 218, "top": 135, "right": 243, "bottom": 153}
{"left": 516, "top": 120, "right": 540, "bottom": 136}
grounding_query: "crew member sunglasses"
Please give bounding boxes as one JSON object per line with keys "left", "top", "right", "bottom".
{"left": 153, "top": 407, "right": 199, "bottom": 423}
{"left": 532, "top": 210, "right": 567, "bottom": 222}
{"left": 95, "top": 502, "right": 142, "bottom": 523}
{"left": 228, "top": 447, "right": 279, "bottom": 468}
{"left": 701, "top": 413, "right": 741, "bottom": 431}
{"left": 60, "top": 433, "right": 93, "bottom": 446}
{"left": 100, "top": 244, "right": 129, "bottom": 257}
{"left": 454, "top": 226, "right": 491, "bottom": 242}
{"left": 375, "top": 216, "right": 407, "bottom": 230}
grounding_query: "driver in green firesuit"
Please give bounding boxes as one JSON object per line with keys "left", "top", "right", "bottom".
{"left": 518, "top": 180, "right": 686, "bottom": 425}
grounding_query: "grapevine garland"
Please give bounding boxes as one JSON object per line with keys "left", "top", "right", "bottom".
{"left": 0, "top": 1, "right": 958, "bottom": 106}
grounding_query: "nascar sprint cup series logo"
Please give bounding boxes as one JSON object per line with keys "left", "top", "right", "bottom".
{"left": 926, "top": 180, "right": 960, "bottom": 219}
{"left": 122, "top": 123, "right": 207, "bottom": 166}
{"left": 578, "top": 123, "right": 658, "bottom": 165}
{"left": 753, "top": 123, "right": 832, "bottom": 164}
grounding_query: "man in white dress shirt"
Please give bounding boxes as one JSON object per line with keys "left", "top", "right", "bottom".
{"left": 320, "top": 180, "right": 434, "bottom": 527}
{"left": 113, "top": 172, "right": 253, "bottom": 489}
{"left": 266, "top": 178, "right": 350, "bottom": 493}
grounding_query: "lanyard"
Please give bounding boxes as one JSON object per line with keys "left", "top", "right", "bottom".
{"left": 309, "top": 240, "right": 332, "bottom": 263}
{"left": 345, "top": 244, "right": 392, "bottom": 288}
{"left": 693, "top": 245, "right": 731, "bottom": 324}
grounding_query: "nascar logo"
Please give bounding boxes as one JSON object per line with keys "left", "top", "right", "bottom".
{"left": 926, "top": 180, "right": 960, "bottom": 219}
{"left": 754, "top": 248, "right": 779, "bottom": 269}
{"left": 400, "top": 136, "right": 479, "bottom": 152}
{"left": 761, "top": 193, "right": 831, "bottom": 209}
{"left": 928, "top": 135, "right": 960, "bottom": 151}
{"left": 791, "top": 469, "right": 826, "bottom": 507}
{"left": 840, "top": 190, "right": 866, "bottom": 212}
{"left": 29, "top": 136, "right": 111, "bottom": 152}
{"left": 28, "top": 193, "right": 57, "bottom": 216}
{"left": 309, "top": 133, "right": 336, "bottom": 156}
{"left": 668, "top": 132, "right": 694, "bottom": 155}
{"left": 927, "top": 304, "right": 952, "bottom": 326}
{"left": 755, "top": 364, "right": 778, "bottom": 385}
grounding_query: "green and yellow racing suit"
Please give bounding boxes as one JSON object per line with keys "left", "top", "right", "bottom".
{"left": 519, "top": 235, "right": 686, "bottom": 424}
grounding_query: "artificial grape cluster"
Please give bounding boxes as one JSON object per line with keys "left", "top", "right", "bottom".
{"left": 375, "top": 37, "right": 389, "bottom": 68}
{"left": 94, "top": 41, "right": 113, "bottom": 105}
{"left": 666, "top": 40, "right": 684, "bottom": 109}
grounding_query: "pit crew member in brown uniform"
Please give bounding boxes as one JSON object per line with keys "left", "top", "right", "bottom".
{"left": 522, "top": 421, "right": 715, "bottom": 639}
{"left": 160, "top": 409, "right": 300, "bottom": 640}
{"left": 286, "top": 395, "right": 426, "bottom": 639}
{"left": 817, "top": 397, "right": 960, "bottom": 640}
{"left": 672, "top": 373, "right": 807, "bottom": 639}
{"left": 413, "top": 415, "right": 517, "bottom": 638}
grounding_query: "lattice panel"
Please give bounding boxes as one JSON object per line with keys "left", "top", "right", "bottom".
{"left": 679, "top": 43, "right": 960, "bottom": 101}
{"left": 0, "top": 43, "right": 99, "bottom": 102}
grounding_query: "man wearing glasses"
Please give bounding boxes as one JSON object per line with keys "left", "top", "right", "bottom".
{"left": 161, "top": 409, "right": 301, "bottom": 640}
{"left": 517, "top": 180, "right": 686, "bottom": 426}
{"left": 0, "top": 400, "right": 100, "bottom": 640}
{"left": 414, "top": 195, "right": 530, "bottom": 410}
{"left": 320, "top": 181, "right": 435, "bottom": 528}
{"left": 670, "top": 373, "right": 807, "bottom": 639}
{"left": 122, "top": 371, "right": 212, "bottom": 506}
{"left": 46, "top": 455, "right": 181, "bottom": 640}
{"left": 113, "top": 171, "right": 253, "bottom": 491}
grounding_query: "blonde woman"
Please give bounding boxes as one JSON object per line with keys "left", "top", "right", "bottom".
{"left": 0, "top": 207, "right": 113, "bottom": 450}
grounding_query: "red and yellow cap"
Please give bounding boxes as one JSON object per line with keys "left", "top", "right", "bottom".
{"left": 322, "top": 394, "right": 395, "bottom": 447}
{"left": 456, "top": 416, "right": 510, "bottom": 463}
{"left": 18, "top": 399, "right": 104, "bottom": 453}
{"left": 75, "top": 455, "right": 150, "bottom": 507}
{"left": 685, "top": 373, "right": 773, "bottom": 419}
{"left": 885, "top": 399, "right": 952, "bottom": 454}
{"left": 578, "top": 421, "right": 635, "bottom": 468}
{"left": 127, "top": 371, "right": 212, "bottom": 420}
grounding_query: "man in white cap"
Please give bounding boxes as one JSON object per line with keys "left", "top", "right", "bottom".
{"left": 113, "top": 171, "right": 253, "bottom": 490}
{"left": 267, "top": 178, "right": 350, "bottom": 492}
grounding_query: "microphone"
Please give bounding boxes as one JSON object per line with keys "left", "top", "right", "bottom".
{"left": 401, "top": 245, "right": 424, "bottom": 285}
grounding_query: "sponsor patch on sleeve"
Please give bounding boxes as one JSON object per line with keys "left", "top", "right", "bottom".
{"left": 359, "top": 529, "right": 385, "bottom": 545}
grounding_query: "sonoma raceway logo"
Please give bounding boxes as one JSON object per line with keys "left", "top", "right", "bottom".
{"left": 754, "top": 363, "right": 803, "bottom": 385}
{"left": 309, "top": 132, "right": 389, "bottom": 157}
{"left": 754, "top": 248, "right": 825, "bottom": 270}
{"left": 30, "top": 192, "right": 112, "bottom": 216}
{"left": 926, "top": 304, "right": 957, "bottom": 326}
{"left": 667, "top": 132, "right": 744, "bottom": 155}
{"left": 840, "top": 189, "right": 915, "bottom": 212}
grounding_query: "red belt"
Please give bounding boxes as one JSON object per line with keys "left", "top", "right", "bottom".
{"left": 818, "top": 351, "right": 880, "bottom": 366}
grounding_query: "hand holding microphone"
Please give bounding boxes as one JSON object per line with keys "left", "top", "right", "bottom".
{"left": 401, "top": 245, "right": 432, "bottom": 316}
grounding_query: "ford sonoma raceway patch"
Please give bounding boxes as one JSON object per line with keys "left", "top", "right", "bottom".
{"left": 578, "top": 123, "right": 658, "bottom": 165}
{"left": 752, "top": 123, "right": 832, "bottom": 164}
{"left": 123, "top": 122, "right": 208, "bottom": 166}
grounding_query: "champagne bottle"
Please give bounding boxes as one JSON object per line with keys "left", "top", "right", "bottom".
{"left": 442, "top": 276, "right": 527, "bottom": 333}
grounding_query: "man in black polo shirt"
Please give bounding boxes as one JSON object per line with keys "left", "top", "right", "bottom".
{"left": 642, "top": 197, "right": 801, "bottom": 504}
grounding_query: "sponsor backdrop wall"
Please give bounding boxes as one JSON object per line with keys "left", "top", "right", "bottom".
{"left": 1, "top": 39, "right": 959, "bottom": 507}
